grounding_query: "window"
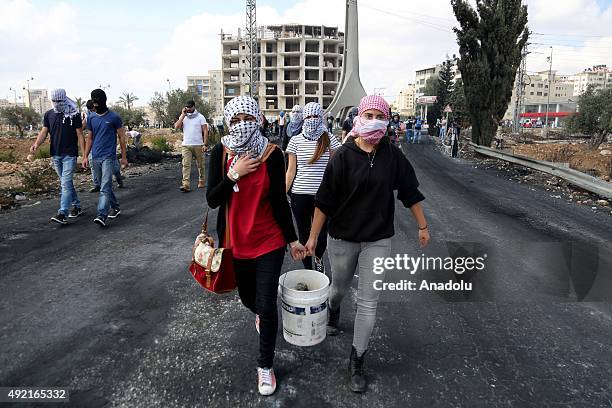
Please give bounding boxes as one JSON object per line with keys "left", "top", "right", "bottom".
{"left": 537, "top": 92, "right": 542, "bottom": 96}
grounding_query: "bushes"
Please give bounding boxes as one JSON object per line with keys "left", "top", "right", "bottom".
{"left": 0, "top": 150, "right": 16, "bottom": 163}
{"left": 18, "top": 165, "right": 56, "bottom": 193}
{"left": 151, "top": 136, "right": 173, "bottom": 152}
{"left": 34, "top": 145, "right": 50, "bottom": 159}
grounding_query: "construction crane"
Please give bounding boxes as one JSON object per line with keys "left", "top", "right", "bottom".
{"left": 245, "top": 0, "right": 258, "bottom": 98}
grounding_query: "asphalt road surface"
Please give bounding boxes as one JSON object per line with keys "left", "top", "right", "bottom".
{"left": 1, "top": 137, "right": 611, "bottom": 408}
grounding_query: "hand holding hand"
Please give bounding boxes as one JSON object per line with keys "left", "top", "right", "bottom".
{"left": 305, "top": 237, "right": 318, "bottom": 257}
{"left": 82, "top": 156, "right": 89, "bottom": 170}
{"left": 290, "top": 242, "right": 307, "bottom": 261}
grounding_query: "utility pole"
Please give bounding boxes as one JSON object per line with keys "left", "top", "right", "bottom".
{"left": 544, "top": 46, "right": 553, "bottom": 139}
{"left": 245, "top": 0, "right": 258, "bottom": 98}
{"left": 513, "top": 44, "right": 528, "bottom": 134}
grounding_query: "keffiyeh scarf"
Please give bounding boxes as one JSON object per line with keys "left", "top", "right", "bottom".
{"left": 301, "top": 102, "right": 327, "bottom": 141}
{"left": 50, "top": 88, "right": 79, "bottom": 125}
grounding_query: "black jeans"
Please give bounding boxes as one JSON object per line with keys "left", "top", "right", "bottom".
{"left": 290, "top": 193, "right": 328, "bottom": 269}
{"left": 233, "top": 246, "right": 286, "bottom": 368}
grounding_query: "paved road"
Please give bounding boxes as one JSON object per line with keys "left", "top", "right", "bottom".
{"left": 1, "top": 137, "right": 611, "bottom": 407}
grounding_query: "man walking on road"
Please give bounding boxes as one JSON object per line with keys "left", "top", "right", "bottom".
{"left": 85, "top": 100, "right": 124, "bottom": 193}
{"left": 30, "top": 88, "right": 85, "bottom": 224}
{"left": 174, "top": 100, "right": 208, "bottom": 192}
{"left": 85, "top": 89, "right": 128, "bottom": 227}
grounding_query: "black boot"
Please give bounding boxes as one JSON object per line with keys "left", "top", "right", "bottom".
{"left": 327, "top": 303, "right": 340, "bottom": 336}
{"left": 348, "top": 346, "right": 367, "bottom": 393}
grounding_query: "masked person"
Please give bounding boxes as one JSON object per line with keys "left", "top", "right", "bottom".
{"left": 206, "top": 96, "right": 306, "bottom": 396}
{"left": 285, "top": 102, "right": 341, "bottom": 273}
{"left": 174, "top": 100, "right": 208, "bottom": 192}
{"left": 281, "top": 104, "right": 303, "bottom": 151}
{"left": 85, "top": 100, "right": 123, "bottom": 193}
{"left": 305, "top": 95, "right": 430, "bottom": 393}
{"left": 30, "top": 88, "right": 85, "bottom": 224}
{"left": 341, "top": 106, "right": 359, "bottom": 143}
{"left": 389, "top": 113, "right": 405, "bottom": 146}
{"left": 85, "top": 89, "right": 128, "bottom": 227}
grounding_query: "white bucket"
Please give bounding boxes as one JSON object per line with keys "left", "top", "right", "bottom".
{"left": 278, "top": 269, "right": 330, "bottom": 347}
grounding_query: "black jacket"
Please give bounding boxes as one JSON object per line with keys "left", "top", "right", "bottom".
{"left": 315, "top": 137, "right": 425, "bottom": 242}
{"left": 206, "top": 143, "right": 298, "bottom": 246}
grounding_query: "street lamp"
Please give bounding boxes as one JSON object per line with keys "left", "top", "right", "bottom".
{"left": 23, "top": 76, "right": 33, "bottom": 108}
{"left": 166, "top": 79, "right": 172, "bottom": 93}
{"left": 8, "top": 87, "right": 17, "bottom": 104}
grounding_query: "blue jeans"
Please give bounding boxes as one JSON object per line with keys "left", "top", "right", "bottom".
{"left": 92, "top": 157, "right": 119, "bottom": 218}
{"left": 52, "top": 156, "right": 80, "bottom": 215}
{"left": 90, "top": 152, "right": 122, "bottom": 187}
{"left": 413, "top": 129, "right": 421, "bottom": 143}
{"left": 439, "top": 127, "right": 446, "bottom": 142}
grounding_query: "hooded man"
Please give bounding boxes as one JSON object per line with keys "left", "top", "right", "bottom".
{"left": 30, "top": 88, "right": 85, "bottom": 224}
{"left": 85, "top": 88, "right": 128, "bottom": 227}
{"left": 174, "top": 99, "right": 208, "bottom": 192}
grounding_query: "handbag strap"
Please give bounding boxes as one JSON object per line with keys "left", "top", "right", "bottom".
{"left": 200, "top": 208, "right": 209, "bottom": 235}
{"left": 223, "top": 148, "right": 232, "bottom": 248}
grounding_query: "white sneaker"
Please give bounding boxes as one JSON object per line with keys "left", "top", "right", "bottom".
{"left": 257, "top": 367, "right": 277, "bottom": 396}
{"left": 255, "top": 314, "right": 260, "bottom": 334}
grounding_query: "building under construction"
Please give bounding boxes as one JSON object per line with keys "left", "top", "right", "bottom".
{"left": 220, "top": 24, "right": 344, "bottom": 118}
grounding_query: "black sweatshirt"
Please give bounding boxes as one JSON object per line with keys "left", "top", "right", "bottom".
{"left": 315, "top": 137, "right": 425, "bottom": 242}
{"left": 206, "top": 143, "right": 298, "bottom": 247}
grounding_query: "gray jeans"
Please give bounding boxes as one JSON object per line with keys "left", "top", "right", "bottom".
{"left": 327, "top": 236, "right": 392, "bottom": 355}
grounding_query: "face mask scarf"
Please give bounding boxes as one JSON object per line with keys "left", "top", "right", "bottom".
{"left": 50, "top": 88, "right": 79, "bottom": 125}
{"left": 222, "top": 96, "right": 268, "bottom": 165}
{"left": 348, "top": 95, "right": 391, "bottom": 144}
{"left": 288, "top": 105, "right": 303, "bottom": 135}
{"left": 301, "top": 102, "right": 327, "bottom": 141}
{"left": 186, "top": 109, "right": 199, "bottom": 119}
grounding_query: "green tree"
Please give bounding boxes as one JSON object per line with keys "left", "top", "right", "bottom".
{"left": 0, "top": 106, "right": 42, "bottom": 137}
{"left": 451, "top": 0, "right": 529, "bottom": 145}
{"left": 149, "top": 89, "right": 213, "bottom": 127}
{"left": 111, "top": 105, "right": 145, "bottom": 130}
{"left": 118, "top": 92, "right": 139, "bottom": 110}
{"left": 148, "top": 92, "right": 167, "bottom": 126}
{"left": 75, "top": 97, "right": 84, "bottom": 112}
{"left": 567, "top": 85, "right": 612, "bottom": 149}
{"left": 435, "top": 58, "right": 454, "bottom": 118}
{"left": 448, "top": 78, "right": 470, "bottom": 127}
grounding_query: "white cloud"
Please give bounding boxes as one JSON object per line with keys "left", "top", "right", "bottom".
{"left": 1, "top": 0, "right": 611, "bottom": 108}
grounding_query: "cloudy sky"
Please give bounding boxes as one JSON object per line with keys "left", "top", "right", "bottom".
{"left": 1, "top": 0, "right": 611, "bottom": 107}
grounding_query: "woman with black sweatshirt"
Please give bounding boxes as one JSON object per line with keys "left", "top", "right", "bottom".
{"left": 206, "top": 96, "right": 306, "bottom": 396}
{"left": 305, "top": 95, "right": 430, "bottom": 393}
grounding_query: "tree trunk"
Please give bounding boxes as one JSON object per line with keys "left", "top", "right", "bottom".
{"left": 470, "top": 109, "right": 498, "bottom": 146}
{"left": 589, "top": 132, "right": 607, "bottom": 150}
{"left": 17, "top": 125, "right": 23, "bottom": 138}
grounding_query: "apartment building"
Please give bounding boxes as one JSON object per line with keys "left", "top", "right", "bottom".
{"left": 25, "top": 89, "right": 52, "bottom": 116}
{"left": 395, "top": 84, "right": 416, "bottom": 117}
{"left": 571, "top": 65, "right": 612, "bottom": 96}
{"left": 186, "top": 70, "right": 224, "bottom": 117}
{"left": 415, "top": 56, "right": 460, "bottom": 96}
{"left": 220, "top": 24, "right": 344, "bottom": 118}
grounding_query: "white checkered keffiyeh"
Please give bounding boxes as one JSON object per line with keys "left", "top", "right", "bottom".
{"left": 222, "top": 96, "right": 268, "bottom": 161}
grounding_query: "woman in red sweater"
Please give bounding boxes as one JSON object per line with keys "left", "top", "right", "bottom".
{"left": 206, "top": 96, "right": 306, "bottom": 396}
